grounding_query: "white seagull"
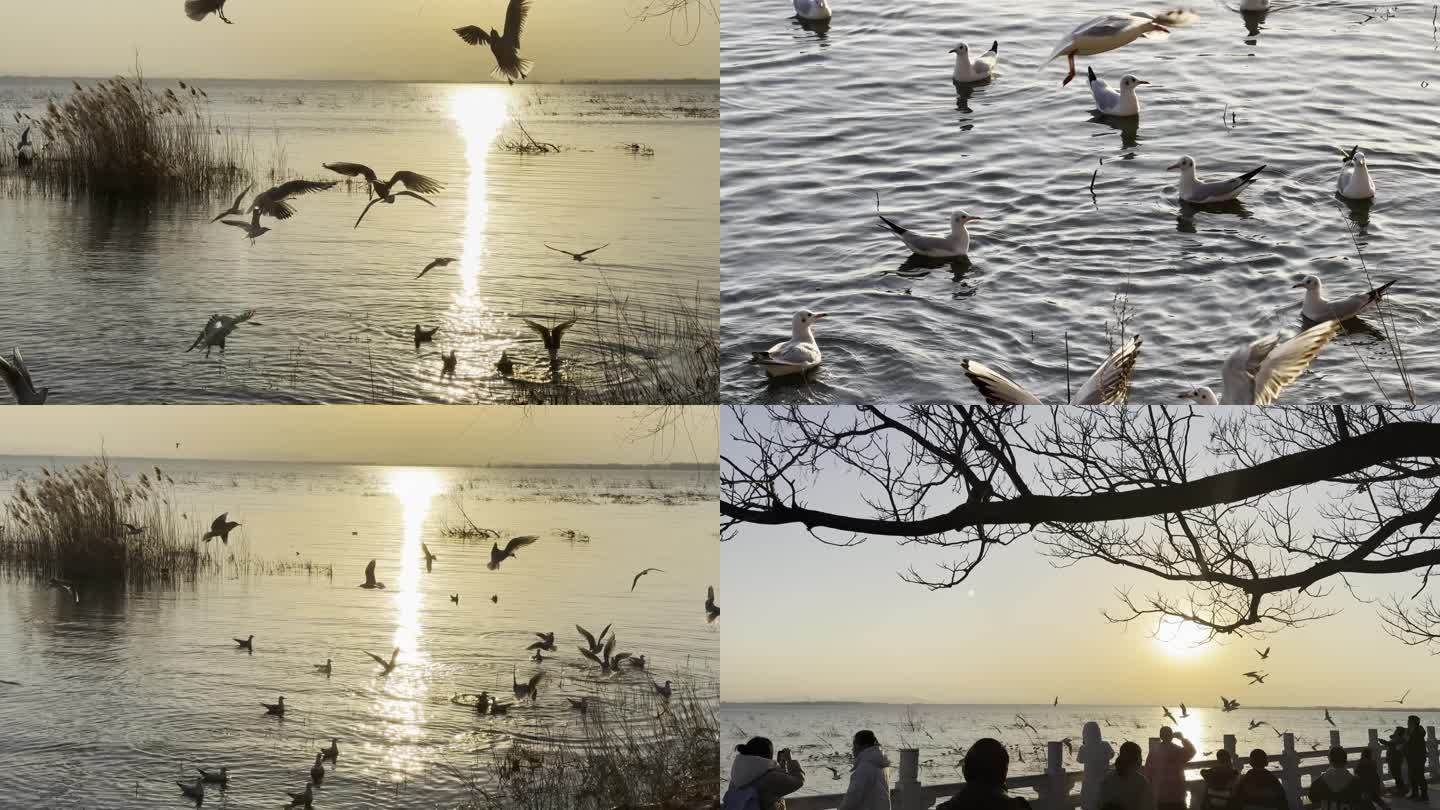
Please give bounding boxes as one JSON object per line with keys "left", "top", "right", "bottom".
{"left": 1168, "top": 155, "right": 1265, "bottom": 203}
{"left": 962, "top": 336, "right": 1143, "bottom": 405}
{"left": 951, "top": 41, "right": 999, "bottom": 83}
{"left": 1294, "top": 275, "right": 1394, "bottom": 322}
{"left": 453, "top": 0, "right": 534, "bottom": 85}
{"left": 1177, "top": 320, "right": 1341, "bottom": 404}
{"left": 794, "top": 0, "right": 832, "bottom": 21}
{"left": 1337, "top": 147, "right": 1376, "bottom": 200}
{"left": 0, "top": 349, "right": 49, "bottom": 404}
{"left": 750, "top": 310, "right": 827, "bottom": 377}
{"left": 1089, "top": 67, "right": 1148, "bottom": 116}
{"left": 879, "top": 210, "right": 980, "bottom": 259}
{"left": 1047, "top": 11, "right": 1192, "bottom": 85}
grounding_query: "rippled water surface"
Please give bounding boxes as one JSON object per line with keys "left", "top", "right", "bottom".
{"left": 0, "top": 458, "right": 718, "bottom": 808}
{"left": 721, "top": 703, "right": 1433, "bottom": 797}
{"left": 0, "top": 80, "right": 718, "bottom": 403}
{"left": 721, "top": 0, "right": 1440, "bottom": 403}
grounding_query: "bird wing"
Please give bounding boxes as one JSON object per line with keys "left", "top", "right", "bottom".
{"left": 1072, "top": 335, "right": 1142, "bottom": 405}
{"left": 527, "top": 672, "right": 544, "bottom": 691}
{"left": 210, "top": 513, "right": 227, "bottom": 533}
{"left": 1251, "top": 320, "right": 1340, "bottom": 406}
{"left": 1088, "top": 68, "right": 1121, "bottom": 111}
{"left": 0, "top": 351, "right": 33, "bottom": 399}
{"left": 576, "top": 624, "right": 598, "bottom": 649}
{"left": 389, "top": 171, "right": 443, "bottom": 195}
{"left": 577, "top": 243, "right": 609, "bottom": 257}
{"left": 364, "top": 558, "right": 377, "bottom": 586}
{"left": 631, "top": 571, "right": 644, "bottom": 591}
{"left": 503, "top": 535, "right": 538, "bottom": 555}
{"left": 579, "top": 647, "right": 602, "bottom": 664}
{"left": 220, "top": 183, "right": 253, "bottom": 218}
{"left": 1193, "top": 166, "right": 1265, "bottom": 203}
{"left": 416, "top": 259, "right": 441, "bottom": 279}
{"left": 545, "top": 244, "right": 580, "bottom": 258}
{"left": 393, "top": 190, "right": 437, "bottom": 206}
{"left": 504, "top": 0, "right": 532, "bottom": 45}
{"left": 254, "top": 179, "right": 337, "bottom": 219}
{"left": 523, "top": 319, "right": 555, "bottom": 342}
{"left": 221, "top": 218, "right": 253, "bottom": 230}
{"left": 364, "top": 650, "right": 389, "bottom": 667}
{"left": 353, "top": 196, "right": 384, "bottom": 228}
{"left": 18, "top": 126, "right": 30, "bottom": 147}
{"left": 184, "top": 0, "right": 225, "bottom": 21}
{"left": 324, "top": 162, "right": 379, "bottom": 183}
{"left": 962, "top": 360, "right": 1043, "bottom": 405}
{"left": 454, "top": 25, "right": 492, "bottom": 46}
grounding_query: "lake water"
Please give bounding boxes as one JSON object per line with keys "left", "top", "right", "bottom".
{"left": 720, "top": 702, "right": 1433, "bottom": 798}
{"left": 0, "top": 457, "right": 719, "bottom": 808}
{"left": 720, "top": 0, "right": 1439, "bottom": 404}
{"left": 0, "top": 79, "right": 718, "bottom": 404}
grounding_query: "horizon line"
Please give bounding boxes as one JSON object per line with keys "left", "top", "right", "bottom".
{"left": 0, "top": 452, "right": 720, "bottom": 471}
{"left": 722, "top": 700, "right": 1440, "bottom": 712}
{"left": 0, "top": 73, "right": 719, "bottom": 85}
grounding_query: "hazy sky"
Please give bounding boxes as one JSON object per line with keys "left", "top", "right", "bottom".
{"left": 722, "top": 409, "right": 1438, "bottom": 707}
{"left": 0, "top": 406, "right": 717, "bottom": 467}
{"left": 0, "top": 0, "right": 717, "bottom": 81}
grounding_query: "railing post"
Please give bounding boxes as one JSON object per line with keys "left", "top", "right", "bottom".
{"left": 1428, "top": 726, "right": 1440, "bottom": 782}
{"left": 896, "top": 747, "right": 927, "bottom": 810}
{"left": 1281, "top": 732, "right": 1302, "bottom": 810}
{"left": 1224, "top": 734, "right": 1237, "bottom": 760}
{"left": 1368, "top": 729, "right": 1382, "bottom": 772}
{"left": 1329, "top": 730, "right": 1342, "bottom": 750}
{"left": 1037, "top": 741, "right": 1072, "bottom": 810}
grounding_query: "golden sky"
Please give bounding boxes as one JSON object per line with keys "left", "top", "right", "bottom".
{"left": 0, "top": 406, "right": 717, "bottom": 467}
{"left": 0, "top": 0, "right": 718, "bottom": 81}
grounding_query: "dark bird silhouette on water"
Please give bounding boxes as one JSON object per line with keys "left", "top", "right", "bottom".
{"left": 415, "top": 257, "right": 457, "bottom": 280}
{"left": 421, "top": 542, "right": 438, "bottom": 571}
{"left": 197, "top": 767, "right": 228, "bottom": 786}
{"left": 359, "top": 558, "right": 386, "bottom": 589}
{"left": 450, "top": 593, "right": 460, "bottom": 604}
{"left": 440, "top": 350, "right": 458, "bottom": 380}
{"left": 580, "top": 634, "right": 632, "bottom": 674}
{"left": 203, "top": 513, "right": 241, "bottom": 543}
{"left": 234, "top": 634, "right": 254, "bottom": 651}
{"left": 185, "top": 0, "right": 233, "bottom": 24}
{"left": 522, "top": 318, "right": 577, "bottom": 368}
{"left": 576, "top": 623, "right": 612, "bottom": 655}
{"left": 545, "top": 242, "right": 609, "bottom": 262}
{"left": 48, "top": 578, "right": 78, "bottom": 602}
{"left": 513, "top": 667, "right": 543, "bottom": 702}
{"left": 528, "top": 631, "right": 556, "bottom": 652}
{"left": 0, "top": 349, "right": 49, "bottom": 404}
{"left": 454, "top": 0, "right": 534, "bottom": 85}
{"left": 285, "top": 783, "right": 312, "bottom": 808}
{"left": 322, "top": 162, "right": 443, "bottom": 228}
{"left": 705, "top": 586, "right": 720, "bottom": 622}
{"left": 488, "top": 535, "right": 537, "bottom": 569}
{"left": 309, "top": 752, "right": 325, "bottom": 785}
{"left": 414, "top": 325, "right": 440, "bottom": 349}
{"left": 321, "top": 738, "right": 339, "bottom": 763}
{"left": 176, "top": 776, "right": 205, "bottom": 805}
{"left": 630, "top": 568, "right": 664, "bottom": 592}
{"left": 188, "top": 310, "right": 257, "bottom": 358}
{"left": 495, "top": 351, "right": 514, "bottom": 376}
{"left": 364, "top": 647, "right": 399, "bottom": 676}
{"left": 262, "top": 696, "right": 286, "bottom": 716}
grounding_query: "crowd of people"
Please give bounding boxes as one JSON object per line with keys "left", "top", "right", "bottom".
{"left": 722, "top": 716, "right": 1433, "bottom": 810}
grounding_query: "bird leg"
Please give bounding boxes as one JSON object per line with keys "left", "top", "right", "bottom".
{"left": 1063, "top": 53, "right": 1077, "bottom": 86}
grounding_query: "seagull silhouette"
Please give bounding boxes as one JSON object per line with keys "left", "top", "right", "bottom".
{"left": 440, "top": 350, "right": 458, "bottom": 380}
{"left": 262, "top": 695, "right": 285, "bottom": 716}
{"left": 1324, "top": 708, "right": 1335, "bottom": 727}
{"left": 1386, "top": 689, "right": 1411, "bottom": 704}
{"left": 1163, "top": 706, "right": 1178, "bottom": 723}
{"left": 234, "top": 634, "right": 254, "bottom": 651}
{"left": 414, "top": 325, "right": 440, "bottom": 349}
{"left": 576, "top": 623, "right": 612, "bottom": 654}
{"left": 630, "top": 567, "right": 665, "bottom": 592}
{"left": 1243, "top": 671, "right": 1268, "bottom": 685}
{"left": 421, "top": 542, "right": 438, "bottom": 571}
{"left": 522, "top": 318, "right": 577, "bottom": 368}
{"left": 513, "top": 667, "right": 544, "bottom": 701}
{"left": 1256, "top": 646, "right": 1271, "bottom": 660}
{"left": 415, "top": 257, "right": 457, "bottom": 280}
{"left": 203, "top": 512, "right": 241, "bottom": 543}
{"left": 197, "top": 767, "right": 229, "bottom": 786}
{"left": 48, "top": 577, "right": 78, "bottom": 603}
{"left": 0, "top": 349, "right": 49, "bottom": 404}
{"left": 705, "top": 586, "right": 720, "bottom": 622}
{"left": 211, "top": 180, "right": 335, "bottom": 223}
{"left": 188, "top": 310, "right": 257, "bottom": 358}
{"left": 359, "top": 558, "right": 386, "bottom": 589}
{"left": 454, "top": 0, "right": 534, "bottom": 85}
{"left": 310, "top": 752, "right": 325, "bottom": 785}
{"left": 185, "top": 0, "right": 233, "bottom": 23}
{"left": 545, "top": 242, "right": 609, "bottom": 262}
{"left": 527, "top": 631, "right": 556, "bottom": 651}
{"left": 323, "top": 162, "right": 443, "bottom": 227}
{"left": 220, "top": 207, "right": 270, "bottom": 242}
{"left": 488, "top": 535, "right": 537, "bottom": 570}
{"left": 364, "top": 647, "right": 399, "bottom": 675}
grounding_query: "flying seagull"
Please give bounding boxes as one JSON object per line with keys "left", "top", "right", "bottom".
{"left": 188, "top": 310, "right": 257, "bottom": 358}
{"left": 706, "top": 586, "right": 720, "bottom": 622}
{"left": 579, "top": 634, "right": 631, "bottom": 674}
{"left": 121, "top": 523, "right": 145, "bottom": 536}
{"left": 1325, "top": 708, "right": 1336, "bottom": 727}
{"left": 48, "top": 578, "right": 79, "bottom": 603}
{"left": 454, "top": 0, "right": 534, "bottom": 85}
{"left": 1178, "top": 321, "right": 1341, "bottom": 405}
{"left": 359, "top": 558, "right": 386, "bottom": 589}
{"left": 211, "top": 180, "right": 336, "bottom": 223}
{"left": 415, "top": 257, "right": 457, "bottom": 280}
{"left": 963, "top": 336, "right": 1142, "bottom": 405}
{"left": 1386, "top": 689, "right": 1411, "bottom": 704}
{"left": 512, "top": 667, "right": 544, "bottom": 701}
{"left": 322, "top": 162, "right": 443, "bottom": 228}
{"left": 211, "top": 184, "right": 255, "bottom": 222}
{"left": 421, "top": 542, "right": 438, "bottom": 571}
{"left": 221, "top": 208, "right": 270, "bottom": 242}
{"left": 1221, "top": 696, "right": 1240, "bottom": 712}
{"left": 576, "top": 623, "right": 613, "bottom": 654}
{"left": 488, "top": 535, "right": 537, "bottom": 570}
{"left": 414, "top": 325, "right": 440, "bottom": 350}
{"left": 522, "top": 318, "right": 577, "bottom": 367}
{"left": 203, "top": 513, "right": 241, "bottom": 543}
{"left": 185, "top": 0, "right": 233, "bottom": 24}
{"left": 630, "top": 568, "right": 665, "bottom": 592}
{"left": 1249, "top": 719, "right": 1268, "bottom": 730}
{"left": 1180, "top": 703, "right": 1189, "bottom": 718}
{"left": 0, "top": 349, "right": 49, "bottom": 404}
{"left": 528, "top": 631, "right": 556, "bottom": 651}
{"left": 1243, "top": 671, "right": 1268, "bottom": 685}
{"left": 545, "top": 242, "right": 609, "bottom": 262}
{"left": 1162, "top": 706, "right": 1178, "bottom": 723}
{"left": 364, "top": 647, "right": 400, "bottom": 676}
{"left": 1256, "top": 647, "right": 1270, "bottom": 660}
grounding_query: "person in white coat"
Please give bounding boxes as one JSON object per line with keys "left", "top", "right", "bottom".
{"left": 1077, "top": 721, "right": 1116, "bottom": 810}
{"left": 838, "top": 730, "right": 893, "bottom": 810}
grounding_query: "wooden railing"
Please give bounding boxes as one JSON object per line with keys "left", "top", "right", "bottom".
{"left": 785, "top": 726, "right": 1440, "bottom": 810}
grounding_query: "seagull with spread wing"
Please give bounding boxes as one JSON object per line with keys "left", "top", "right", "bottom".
{"left": 203, "top": 512, "right": 241, "bottom": 543}
{"left": 188, "top": 310, "right": 257, "bottom": 358}
{"left": 364, "top": 647, "right": 400, "bottom": 676}
{"left": 185, "top": 0, "right": 234, "bottom": 23}
{"left": 512, "top": 667, "right": 544, "bottom": 701}
{"left": 0, "top": 349, "right": 49, "bottom": 404}
{"left": 454, "top": 0, "right": 534, "bottom": 85}
{"left": 359, "top": 558, "right": 386, "bottom": 589}
{"left": 576, "top": 623, "right": 613, "bottom": 655}
{"left": 706, "top": 586, "right": 720, "bottom": 622}
{"left": 522, "top": 318, "right": 577, "bottom": 368}
{"left": 211, "top": 180, "right": 336, "bottom": 225}
{"left": 488, "top": 535, "right": 537, "bottom": 570}
{"left": 630, "top": 568, "right": 665, "bottom": 592}
{"left": 322, "top": 162, "right": 443, "bottom": 228}
{"left": 545, "top": 242, "right": 609, "bottom": 263}
{"left": 528, "top": 631, "right": 556, "bottom": 651}
{"left": 415, "top": 257, "right": 457, "bottom": 280}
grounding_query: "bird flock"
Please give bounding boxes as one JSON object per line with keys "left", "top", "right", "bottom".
{"left": 755, "top": 2, "right": 1401, "bottom": 406}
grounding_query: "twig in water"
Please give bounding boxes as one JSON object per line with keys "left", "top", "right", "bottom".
{"left": 1337, "top": 206, "right": 1414, "bottom": 404}
{"left": 1089, "top": 157, "right": 1102, "bottom": 204}
{"left": 1064, "top": 332, "right": 1072, "bottom": 402}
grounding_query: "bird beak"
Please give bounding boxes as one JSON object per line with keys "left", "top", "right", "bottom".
{"left": 948, "top": 48, "right": 957, "bottom": 53}
{"left": 1166, "top": 162, "right": 1181, "bottom": 171}
{"left": 1291, "top": 282, "right": 1306, "bottom": 288}
{"left": 814, "top": 312, "right": 830, "bottom": 319}
{"left": 1136, "top": 80, "right": 1151, "bottom": 85}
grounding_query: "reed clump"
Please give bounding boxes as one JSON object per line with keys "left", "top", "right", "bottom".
{"left": 18, "top": 70, "right": 249, "bottom": 197}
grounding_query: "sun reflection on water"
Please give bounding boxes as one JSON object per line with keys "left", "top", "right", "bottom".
{"left": 449, "top": 87, "right": 509, "bottom": 303}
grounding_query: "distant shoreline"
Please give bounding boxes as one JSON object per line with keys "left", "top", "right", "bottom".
{"left": 0, "top": 454, "right": 719, "bottom": 472}
{"left": 723, "top": 701, "right": 1440, "bottom": 713}
{"left": 0, "top": 74, "right": 718, "bottom": 86}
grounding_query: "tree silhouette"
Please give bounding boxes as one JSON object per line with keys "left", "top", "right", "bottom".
{"left": 629, "top": 0, "right": 717, "bottom": 45}
{"left": 722, "top": 405, "right": 1440, "bottom": 645}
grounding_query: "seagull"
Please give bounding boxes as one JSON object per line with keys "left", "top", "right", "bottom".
{"left": 15, "top": 125, "right": 32, "bottom": 156}
{"left": 421, "top": 542, "right": 438, "bottom": 571}
{"left": 48, "top": 577, "right": 79, "bottom": 602}
{"left": 1249, "top": 719, "right": 1269, "bottom": 730}
{"left": 495, "top": 351, "right": 515, "bottom": 376}
{"left": 1337, "top": 147, "right": 1376, "bottom": 200}
{"left": 522, "top": 319, "right": 577, "bottom": 368}
{"left": 188, "top": 310, "right": 257, "bottom": 358}
{"left": 706, "top": 586, "right": 720, "bottom": 623}
{"left": 440, "top": 350, "right": 458, "bottom": 380}
{"left": 794, "top": 0, "right": 832, "bottom": 20}
{"left": 1221, "top": 697, "right": 1240, "bottom": 712}
{"left": 0, "top": 349, "right": 49, "bottom": 404}
{"left": 196, "top": 767, "right": 228, "bottom": 786}
{"left": 488, "top": 699, "right": 512, "bottom": 715}
{"left": 450, "top": 593, "right": 460, "bottom": 604}
{"left": 750, "top": 310, "right": 827, "bottom": 377}
{"left": 488, "top": 535, "right": 538, "bottom": 570}
{"left": 513, "top": 667, "right": 544, "bottom": 701}
{"left": 185, "top": 0, "right": 233, "bottom": 23}
{"left": 1047, "top": 11, "right": 1190, "bottom": 85}
{"left": 654, "top": 679, "right": 673, "bottom": 700}
{"left": 1180, "top": 703, "right": 1189, "bottom": 718}
{"left": 1294, "top": 275, "right": 1394, "bottom": 323}
{"left": 1088, "top": 67, "right": 1148, "bottom": 116}
{"left": 234, "top": 634, "right": 254, "bottom": 650}
{"left": 1168, "top": 155, "right": 1265, "bottom": 203}
{"left": 1054, "top": 696, "right": 1060, "bottom": 707}
{"left": 121, "top": 523, "right": 145, "bottom": 536}
{"left": 878, "top": 210, "right": 981, "bottom": 259}
{"left": 1325, "top": 708, "right": 1336, "bottom": 727}
{"left": 203, "top": 513, "right": 242, "bottom": 543}
{"left": 630, "top": 568, "right": 665, "bottom": 592}
{"left": 176, "top": 776, "right": 206, "bottom": 803}
{"left": 963, "top": 335, "right": 1142, "bottom": 405}
{"left": 262, "top": 696, "right": 285, "bottom": 716}
{"left": 314, "top": 658, "right": 332, "bottom": 675}
{"left": 491, "top": 594, "right": 499, "bottom": 603}
{"left": 1256, "top": 647, "right": 1270, "bottom": 660}
{"left": 415, "top": 257, "right": 457, "bottom": 280}
{"left": 576, "top": 623, "right": 613, "bottom": 655}
{"left": 453, "top": 0, "right": 534, "bottom": 85}
{"left": 1178, "top": 320, "right": 1340, "bottom": 405}
{"left": 285, "top": 783, "right": 313, "bottom": 808}
{"left": 323, "top": 162, "right": 443, "bottom": 227}
{"left": 951, "top": 41, "right": 999, "bottom": 83}
{"left": 364, "top": 647, "right": 399, "bottom": 676}
{"left": 531, "top": 649, "right": 545, "bottom": 662}
{"left": 580, "top": 634, "right": 632, "bottom": 674}
{"left": 212, "top": 179, "right": 336, "bottom": 223}
{"left": 414, "top": 325, "right": 440, "bottom": 350}
{"left": 528, "top": 632, "right": 556, "bottom": 651}
{"left": 321, "top": 738, "right": 339, "bottom": 763}
{"left": 1163, "top": 706, "right": 1178, "bottom": 723}
{"left": 629, "top": 654, "right": 647, "bottom": 670}
{"left": 359, "top": 558, "right": 386, "bottom": 589}
{"left": 309, "top": 752, "right": 325, "bottom": 784}
{"left": 210, "top": 184, "right": 255, "bottom": 223}
{"left": 568, "top": 697, "right": 589, "bottom": 713}
{"left": 545, "top": 243, "right": 609, "bottom": 262}
{"left": 1243, "top": 671, "right": 1268, "bottom": 685}
{"left": 220, "top": 208, "right": 270, "bottom": 242}
{"left": 1386, "top": 689, "right": 1411, "bottom": 704}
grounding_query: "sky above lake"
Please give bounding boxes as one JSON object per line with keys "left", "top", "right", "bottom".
{"left": 0, "top": 406, "right": 717, "bottom": 467}
{"left": 721, "top": 408, "right": 1439, "bottom": 707}
{"left": 0, "top": 0, "right": 718, "bottom": 81}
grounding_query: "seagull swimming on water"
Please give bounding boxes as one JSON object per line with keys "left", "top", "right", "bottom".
{"left": 653, "top": 679, "right": 673, "bottom": 700}
{"left": 488, "top": 535, "right": 537, "bottom": 570}
{"left": 285, "top": 783, "right": 313, "bottom": 808}
{"left": 1088, "top": 67, "right": 1148, "bottom": 116}
{"left": 630, "top": 568, "right": 665, "bottom": 592}
{"left": 1337, "top": 147, "right": 1376, "bottom": 200}
{"left": 0, "top": 349, "right": 49, "bottom": 404}
{"left": 950, "top": 41, "right": 999, "bottom": 83}
{"left": 454, "top": 0, "right": 534, "bottom": 85}
{"left": 528, "top": 631, "right": 556, "bottom": 651}
{"left": 440, "top": 350, "right": 458, "bottom": 380}
{"left": 964, "top": 336, "right": 1143, "bottom": 405}
{"left": 1047, "top": 11, "right": 1192, "bottom": 85}
{"left": 262, "top": 696, "right": 286, "bottom": 716}
{"left": 1177, "top": 320, "right": 1341, "bottom": 405}
{"left": 794, "top": 0, "right": 832, "bottom": 20}
{"left": 878, "top": 210, "right": 982, "bottom": 259}
{"left": 188, "top": 310, "right": 257, "bottom": 359}
{"left": 314, "top": 658, "right": 332, "bottom": 676}
{"left": 321, "top": 738, "right": 339, "bottom": 762}
{"left": 513, "top": 667, "right": 544, "bottom": 702}
{"left": 545, "top": 243, "right": 609, "bottom": 262}
{"left": 185, "top": 0, "right": 233, "bottom": 23}
{"left": 197, "top": 767, "right": 228, "bottom": 786}
{"left": 309, "top": 752, "right": 325, "bottom": 784}
{"left": 364, "top": 647, "right": 399, "bottom": 676}
{"left": 1294, "top": 275, "right": 1394, "bottom": 322}
{"left": 414, "top": 325, "right": 440, "bottom": 350}
{"left": 176, "top": 776, "right": 205, "bottom": 803}
{"left": 203, "top": 513, "right": 241, "bottom": 543}
{"left": 234, "top": 634, "right": 254, "bottom": 650}
{"left": 750, "top": 310, "right": 827, "bottom": 377}
{"left": 1168, "top": 155, "right": 1265, "bottom": 203}
{"left": 522, "top": 319, "right": 577, "bottom": 368}
{"left": 415, "top": 257, "right": 457, "bottom": 280}
{"left": 322, "top": 162, "right": 443, "bottom": 228}
{"left": 359, "top": 558, "right": 386, "bottom": 589}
